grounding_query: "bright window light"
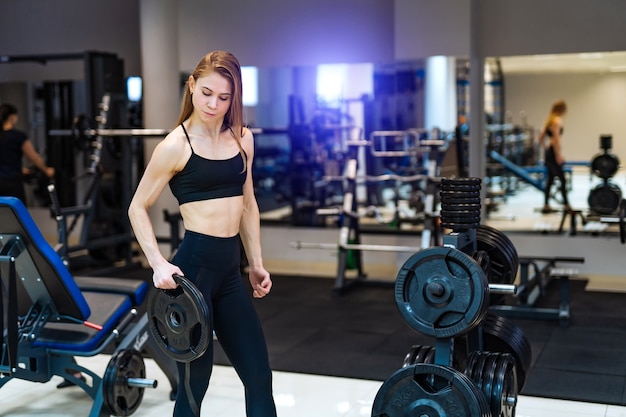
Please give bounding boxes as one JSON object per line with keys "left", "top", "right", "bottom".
{"left": 241, "top": 66, "right": 258, "bottom": 106}
{"left": 317, "top": 63, "right": 348, "bottom": 104}
{"left": 127, "top": 76, "right": 142, "bottom": 102}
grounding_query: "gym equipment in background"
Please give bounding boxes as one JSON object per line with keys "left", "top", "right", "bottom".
{"left": 0, "top": 196, "right": 179, "bottom": 416}
{"left": 588, "top": 134, "right": 622, "bottom": 215}
{"left": 373, "top": 177, "right": 526, "bottom": 417}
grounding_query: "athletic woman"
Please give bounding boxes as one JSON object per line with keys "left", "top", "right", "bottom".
{"left": 128, "top": 50, "right": 277, "bottom": 417}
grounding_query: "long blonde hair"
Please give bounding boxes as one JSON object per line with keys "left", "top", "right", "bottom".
{"left": 177, "top": 51, "right": 247, "bottom": 168}
{"left": 543, "top": 99, "right": 567, "bottom": 131}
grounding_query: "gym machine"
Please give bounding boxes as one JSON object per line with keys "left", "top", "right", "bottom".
{"left": 2, "top": 51, "right": 146, "bottom": 272}
{"left": 0, "top": 196, "right": 179, "bottom": 417}
{"left": 292, "top": 129, "right": 452, "bottom": 295}
{"left": 47, "top": 94, "right": 146, "bottom": 273}
{"left": 490, "top": 255, "right": 584, "bottom": 327}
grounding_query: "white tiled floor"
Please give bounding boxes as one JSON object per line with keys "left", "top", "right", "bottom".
{"left": 1, "top": 354, "right": 626, "bottom": 417}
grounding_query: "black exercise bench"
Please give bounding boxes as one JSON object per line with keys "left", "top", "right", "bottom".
{"left": 490, "top": 255, "right": 585, "bottom": 327}
{"left": 0, "top": 196, "right": 178, "bottom": 416}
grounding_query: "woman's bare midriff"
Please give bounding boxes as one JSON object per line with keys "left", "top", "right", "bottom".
{"left": 178, "top": 196, "right": 244, "bottom": 237}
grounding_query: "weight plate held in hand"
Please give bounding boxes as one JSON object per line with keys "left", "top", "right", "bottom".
{"left": 147, "top": 274, "right": 211, "bottom": 362}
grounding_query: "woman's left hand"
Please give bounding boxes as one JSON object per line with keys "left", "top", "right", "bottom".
{"left": 248, "top": 266, "right": 272, "bottom": 298}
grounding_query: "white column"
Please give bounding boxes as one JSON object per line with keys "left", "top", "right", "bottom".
{"left": 139, "top": 0, "right": 181, "bottom": 254}
{"left": 139, "top": 0, "right": 180, "bottom": 130}
{"left": 424, "top": 55, "right": 457, "bottom": 131}
{"left": 469, "top": 0, "right": 486, "bottom": 202}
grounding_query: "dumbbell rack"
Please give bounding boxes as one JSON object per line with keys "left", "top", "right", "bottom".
{"left": 372, "top": 177, "right": 527, "bottom": 417}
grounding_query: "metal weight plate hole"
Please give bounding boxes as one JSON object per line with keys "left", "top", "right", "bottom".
{"left": 166, "top": 305, "right": 186, "bottom": 333}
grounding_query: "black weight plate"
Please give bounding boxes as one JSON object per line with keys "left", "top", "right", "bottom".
{"left": 458, "top": 351, "right": 492, "bottom": 417}
{"left": 482, "top": 313, "right": 531, "bottom": 390}
{"left": 588, "top": 183, "right": 622, "bottom": 215}
{"left": 481, "top": 353, "right": 500, "bottom": 406}
{"left": 591, "top": 152, "right": 620, "bottom": 179}
{"left": 484, "top": 313, "right": 532, "bottom": 367}
{"left": 472, "top": 352, "right": 489, "bottom": 392}
{"left": 465, "top": 351, "right": 481, "bottom": 383}
{"left": 476, "top": 225, "right": 518, "bottom": 285}
{"left": 103, "top": 349, "right": 146, "bottom": 417}
{"left": 372, "top": 364, "right": 488, "bottom": 417}
{"left": 395, "top": 247, "right": 490, "bottom": 338}
{"left": 415, "top": 345, "right": 435, "bottom": 365}
{"left": 440, "top": 206, "right": 482, "bottom": 213}
{"left": 491, "top": 353, "right": 518, "bottom": 417}
{"left": 403, "top": 345, "right": 437, "bottom": 368}
{"left": 147, "top": 274, "right": 211, "bottom": 362}
{"left": 440, "top": 184, "right": 482, "bottom": 192}
{"left": 471, "top": 251, "right": 495, "bottom": 306}
{"left": 440, "top": 209, "right": 482, "bottom": 218}
{"left": 455, "top": 319, "right": 530, "bottom": 391}
{"left": 468, "top": 352, "right": 516, "bottom": 417}
{"left": 402, "top": 345, "right": 421, "bottom": 368}
{"left": 440, "top": 182, "right": 481, "bottom": 190}
{"left": 620, "top": 199, "right": 626, "bottom": 244}
{"left": 440, "top": 196, "right": 482, "bottom": 204}
{"left": 441, "top": 217, "right": 482, "bottom": 227}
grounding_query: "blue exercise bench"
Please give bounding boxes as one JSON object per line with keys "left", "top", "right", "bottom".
{"left": 0, "top": 196, "right": 178, "bottom": 416}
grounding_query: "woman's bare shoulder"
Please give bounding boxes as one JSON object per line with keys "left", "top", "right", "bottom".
{"left": 150, "top": 126, "right": 190, "bottom": 168}
{"left": 239, "top": 127, "right": 253, "bottom": 151}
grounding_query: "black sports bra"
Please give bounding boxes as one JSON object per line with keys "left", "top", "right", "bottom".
{"left": 546, "top": 126, "right": 564, "bottom": 137}
{"left": 169, "top": 124, "right": 246, "bottom": 205}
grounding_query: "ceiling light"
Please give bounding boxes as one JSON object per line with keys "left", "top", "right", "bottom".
{"left": 579, "top": 52, "right": 604, "bottom": 59}
{"left": 532, "top": 54, "right": 558, "bottom": 60}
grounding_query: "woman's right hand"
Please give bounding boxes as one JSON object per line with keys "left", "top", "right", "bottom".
{"left": 152, "top": 262, "right": 183, "bottom": 289}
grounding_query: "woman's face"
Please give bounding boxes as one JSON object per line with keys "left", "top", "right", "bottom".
{"left": 189, "top": 71, "right": 232, "bottom": 122}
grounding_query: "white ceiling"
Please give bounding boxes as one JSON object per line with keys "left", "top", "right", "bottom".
{"left": 496, "top": 51, "right": 626, "bottom": 74}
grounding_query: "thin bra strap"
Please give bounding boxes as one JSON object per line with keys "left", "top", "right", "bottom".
{"left": 180, "top": 123, "right": 195, "bottom": 153}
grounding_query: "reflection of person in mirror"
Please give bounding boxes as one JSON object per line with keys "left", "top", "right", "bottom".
{"left": 128, "top": 51, "right": 276, "bottom": 417}
{"left": 538, "top": 100, "right": 570, "bottom": 213}
{"left": 0, "top": 103, "right": 55, "bottom": 203}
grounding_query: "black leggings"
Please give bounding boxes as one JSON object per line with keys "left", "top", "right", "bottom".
{"left": 544, "top": 146, "right": 569, "bottom": 206}
{"left": 171, "top": 230, "right": 276, "bottom": 417}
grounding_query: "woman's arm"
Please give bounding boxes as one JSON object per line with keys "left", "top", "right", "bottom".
{"left": 22, "top": 139, "right": 55, "bottom": 178}
{"left": 128, "top": 133, "right": 185, "bottom": 289}
{"left": 238, "top": 129, "right": 272, "bottom": 298}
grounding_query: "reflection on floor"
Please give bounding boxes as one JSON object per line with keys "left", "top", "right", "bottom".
{"left": 1, "top": 354, "right": 626, "bottom": 417}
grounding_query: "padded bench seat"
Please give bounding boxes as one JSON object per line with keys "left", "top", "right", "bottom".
{"left": 74, "top": 276, "right": 149, "bottom": 306}
{"left": 32, "top": 291, "right": 132, "bottom": 352}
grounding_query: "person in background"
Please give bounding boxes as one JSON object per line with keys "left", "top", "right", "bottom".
{"left": 0, "top": 103, "right": 55, "bottom": 203}
{"left": 128, "top": 50, "right": 277, "bottom": 417}
{"left": 538, "top": 99, "right": 570, "bottom": 213}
